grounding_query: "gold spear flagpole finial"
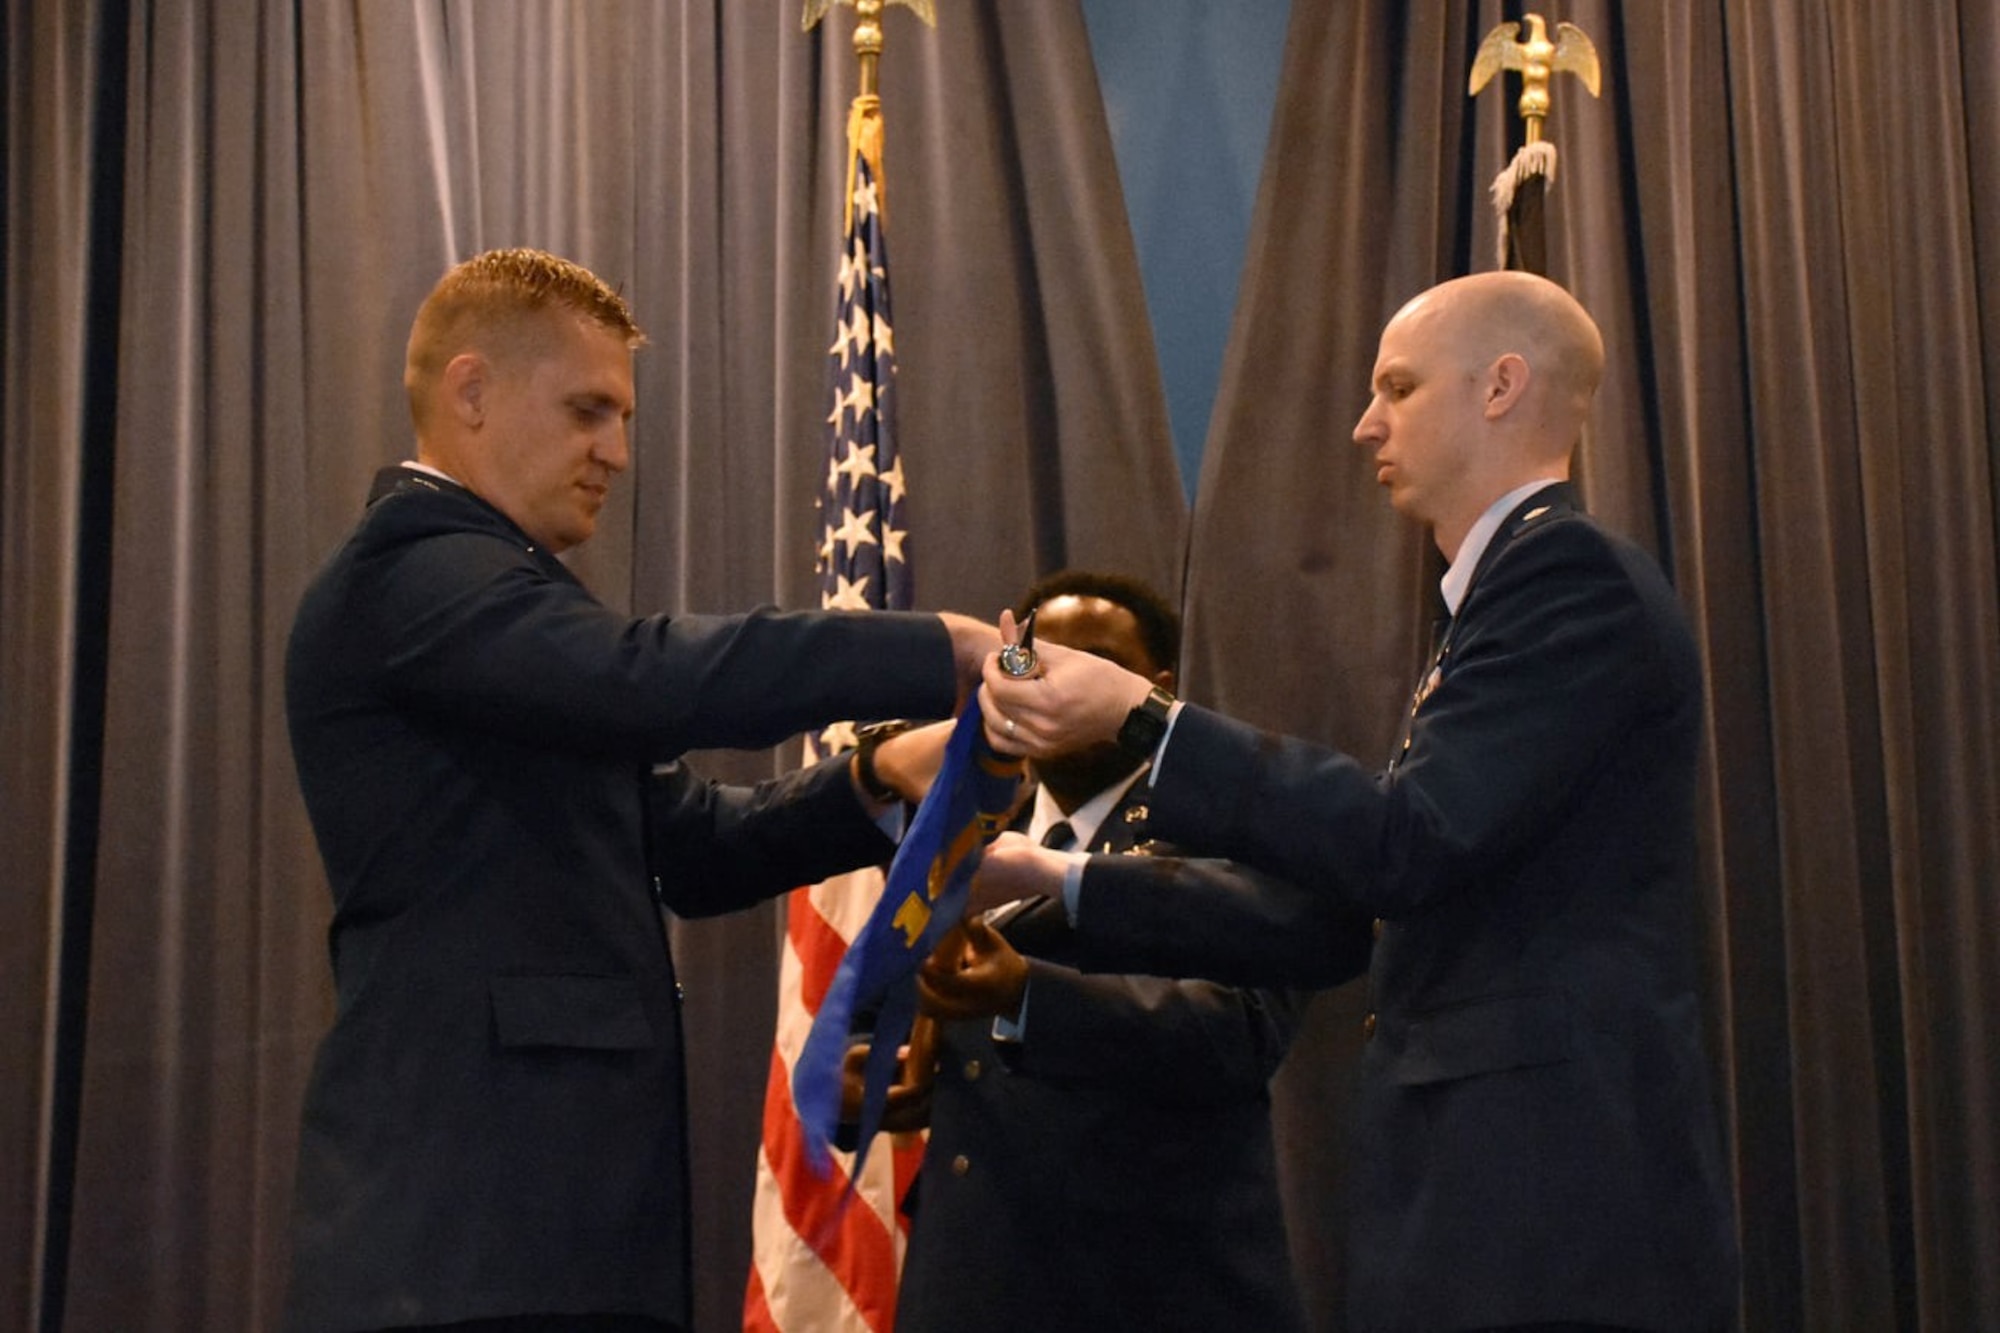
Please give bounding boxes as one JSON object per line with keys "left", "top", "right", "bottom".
{"left": 1468, "top": 12, "right": 1600, "bottom": 145}
{"left": 804, "top": 0, "right": 938, "bottom": 95}
{"left": 803, "top": 0, "right": 937, "bottom": 28}
{"left": 803, "top": 0, "right": 939, "bottom": 242}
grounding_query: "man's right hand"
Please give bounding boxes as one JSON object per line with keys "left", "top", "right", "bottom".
{"left": 937, "top": 611, "right": 1002, "bottom": 706}
{"left": 841, "top": 1036, "right": 935, "bottom": 1135}
{"left": 917, "top": 919, "right": 1030, "bottom": 1023}
{"left": 980, "top": 607, "right": 1152, "bottom": 757}
{"left": 963, "top": 829, "right": 1067, "bottom": 917}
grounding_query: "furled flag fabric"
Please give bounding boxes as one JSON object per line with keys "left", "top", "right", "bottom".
{"left": 744, "top": 104, "right": 920, "bottom": 1333}
{"left": 793, "top": 698, "right": 1023, "bottom": 1176}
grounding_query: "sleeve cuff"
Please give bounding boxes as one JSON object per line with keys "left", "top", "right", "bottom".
{"left": 1147, "top": 699, "right": 1187, "bottom": 784}
{"left": 1060, "top": 851, "right": 1087, "bottom": 925}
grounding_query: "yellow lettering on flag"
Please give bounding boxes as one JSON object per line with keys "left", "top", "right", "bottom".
{"left": 893, "top": 892, "right": 932, "bottom": 947}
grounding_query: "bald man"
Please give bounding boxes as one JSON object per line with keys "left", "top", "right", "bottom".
{"left": 961, "top": 273, "right": 1739, "bottom": 1332}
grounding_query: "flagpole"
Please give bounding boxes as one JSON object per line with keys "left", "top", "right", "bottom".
{"left": 803, "top": 0, "right": 949, "bottom": 1192}
{"left": 748, "top": 6, "right": 940, "bottom": 1331}
{"left": 1468, "top": 12, "right": 1601, "bottom": 274}
{"left": 806, "top": 0, "right": 934, "bottom": 238}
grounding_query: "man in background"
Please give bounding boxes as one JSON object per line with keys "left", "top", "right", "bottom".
{"left": 283, "top": 247, "right": 994, "bottom": 1333}
{"left": 865, "top": 569, "right": 1336, "bottom": 1332}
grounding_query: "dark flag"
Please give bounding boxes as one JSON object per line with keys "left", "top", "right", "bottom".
{"left": 1490, "top": 140, "right": 1559, "bottom": 275}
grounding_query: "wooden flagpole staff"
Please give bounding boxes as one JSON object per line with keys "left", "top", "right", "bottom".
{"left": 801, "top": 0, "right": 948, "bottom": 1132}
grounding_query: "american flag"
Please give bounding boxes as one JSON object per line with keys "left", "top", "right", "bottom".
{"left": 813, "top": 159, "right": 912, "bottom": 623}
{"left": 745, "top": 130, "right": 922, "bottom": 1333}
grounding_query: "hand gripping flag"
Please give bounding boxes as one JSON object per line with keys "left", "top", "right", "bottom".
{"left": 792, "top": 698, "right": 1023, "bottom": 1178}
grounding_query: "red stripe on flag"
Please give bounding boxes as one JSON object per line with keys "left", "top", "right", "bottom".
{"left": 789, "top": 884, "right": 857, "bottom": 1015}
{"left": 759, "top": 1044, "right": 901, "bottom": 1331}
{"left": 743, "top": 1262, "right": 778, "bottom": 1333}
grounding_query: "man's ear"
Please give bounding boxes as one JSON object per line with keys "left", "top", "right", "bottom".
{"left": 1154, "top": 667, "right": 1178, "bottom": 694}
{"left": 441, "top": 352, "right": 487, "bottom": 428}
{"left": 1482, "top": 352, "right": 1530, "bottom": 420}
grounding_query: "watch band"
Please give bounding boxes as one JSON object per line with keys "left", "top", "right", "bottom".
{"left": 853, "top": 719, "right": 912, "bottom": 803}
{"left": 1115, "top": 685, "right": 1176, "bottom": 758}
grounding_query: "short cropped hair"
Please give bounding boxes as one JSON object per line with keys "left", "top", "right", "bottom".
{"left": 404, "top": 248, "right": 645, "bottom": 427}
{"left": 1015, "top": 569, "right": 1182, "bottom": 673}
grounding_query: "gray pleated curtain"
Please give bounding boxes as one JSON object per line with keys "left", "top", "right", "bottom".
{"left": 4, "top": 2, "right": 1996, "bottom": 1331}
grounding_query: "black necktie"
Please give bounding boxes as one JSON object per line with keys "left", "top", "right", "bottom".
{"left": 1040, "top": 821, "right": 1075, "bottom": 851}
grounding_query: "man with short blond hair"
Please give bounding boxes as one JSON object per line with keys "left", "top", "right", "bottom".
{"left": 284, "top": 247, "right": 994, "bottom": 1333}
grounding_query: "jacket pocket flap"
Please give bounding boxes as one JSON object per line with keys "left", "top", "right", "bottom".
{"left": 1390, "top": 990, "right": 1573, "bottom": 1086}
{"left": 490, "top": 973, "right": 654, "bottom": 1051}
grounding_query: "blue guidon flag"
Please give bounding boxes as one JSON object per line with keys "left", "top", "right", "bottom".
{"left": 792, "top": 699, "right": 1022, "bottom": 1177}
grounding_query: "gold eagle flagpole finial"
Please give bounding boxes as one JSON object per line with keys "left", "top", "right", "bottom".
{"left": 1468, "top": 13, "right": 1600, "bottom": 145}
{"left": 1468, "top": 13, "right": 1601, "bottom": 272}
